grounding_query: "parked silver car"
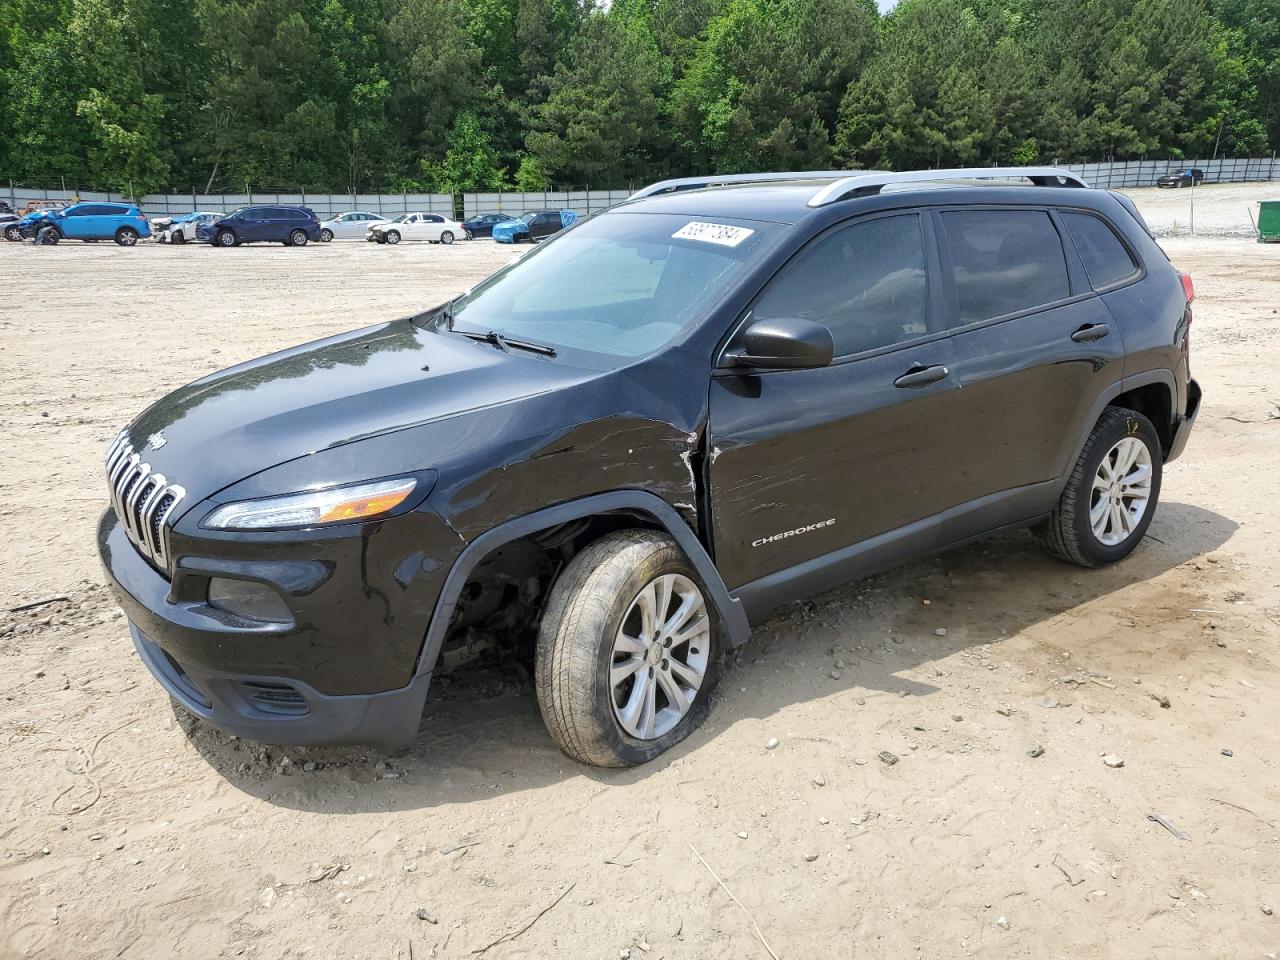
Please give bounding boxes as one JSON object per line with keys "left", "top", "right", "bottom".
{"left": 318, "top": 211, "right": 390, "bottom": 241}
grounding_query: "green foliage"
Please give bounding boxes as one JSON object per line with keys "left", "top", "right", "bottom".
{"left": 0, "top": 0, "right": 1275, "bottom": 192}
{"left": 514, "top": 153, "right": 549, "bottom": 189}
{"left": 526, "top": 11, "right": 671, "bottom": 187}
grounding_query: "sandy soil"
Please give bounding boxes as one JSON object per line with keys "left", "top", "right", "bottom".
{"left": 1, "top": 208, "right": 1278, "bottom": 960}
{"left": 1120, "top": 181, "right": 1280, "bottom": 238}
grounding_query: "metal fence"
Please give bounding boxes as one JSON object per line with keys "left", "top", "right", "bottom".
{"left": 6, "top": 156, "right": 1278, "bottom": 218}
{"left": 461, "top": 190, "right": 633, "bottom": 219}
{"left": 2, "top": 184, "right": 454, "bottom": 219}
{"left": 1061, "top": 156, "right": 1279, "bottom": 189}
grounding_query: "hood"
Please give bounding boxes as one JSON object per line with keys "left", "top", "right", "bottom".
{"left": 121, "top": 318, "right": 596, "bottom": 504}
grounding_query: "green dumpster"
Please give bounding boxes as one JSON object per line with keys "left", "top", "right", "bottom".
{"left": 1259, "top": 200, "right": 1280, "bottom": 242}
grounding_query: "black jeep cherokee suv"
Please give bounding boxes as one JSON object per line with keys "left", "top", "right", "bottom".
{"left": 99, "top": 167, "right": 1201, "bottom": 767}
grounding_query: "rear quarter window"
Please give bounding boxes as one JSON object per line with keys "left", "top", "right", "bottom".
{"left": 941, "top": 209, "right": 1070, "bottom": 325}
{"left": 1061, "top": 212, "right": 1139, "bottom": 289}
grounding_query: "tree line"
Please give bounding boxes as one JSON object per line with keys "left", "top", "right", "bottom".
{"left": 0, "top": 0, "right": 1276, "bottom": 195}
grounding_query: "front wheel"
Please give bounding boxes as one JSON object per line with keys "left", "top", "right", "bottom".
{"left": 4, "top": 225, "right": 21, "bottom": 242}
{"left": 35, "top": 226, "right": 59, "bottom": 245}
{"left": 319, "top": 228, "right": 333, "bottom": 243}
{"left": 216, "top": 229, "right": 237, "bottom": 247}
{"left": 1038, "top": 407, "right": 1162, "bottom": 567}
{"left": 384, "top": 230, "right": 400, "bottom": 245}
{"left": 440, "top": 230, "right": 454, "bottom": 245}
{"left": 171, "top": 230, "right": 186, "bottom": 245}
{"left": 535, "top": 530, "right": 719, "bottom": 767}
{"left": 115, "top": 227, "right": 139, "bottom": 246}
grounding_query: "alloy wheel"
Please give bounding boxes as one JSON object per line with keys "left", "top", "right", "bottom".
{"left": 1090, "top": 436, "right": 1153, "bottom": 546}
{"left": 610, "top": 573, "right": 710, "bottom": 740}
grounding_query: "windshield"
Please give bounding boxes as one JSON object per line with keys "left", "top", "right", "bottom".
{"left": 390, "top": 215, "right": 409, "bottom": 223}
{"left": 519, "top": 213, "right": 537, "bottom": 223}
{"left": 445, "top": 212, "right": 781, "bottom": 362}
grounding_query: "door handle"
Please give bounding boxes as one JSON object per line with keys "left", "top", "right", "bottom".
{"left": 894, "top": 363, "right": 949, "bottom": 388}
{"left": 1071, "top": 322, "right": 1111, "bottom": 343}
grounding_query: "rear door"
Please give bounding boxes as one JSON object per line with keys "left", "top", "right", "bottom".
{"left": 708, "top": 211, "right": 961, "bottom": 592}
{"left": 931, "top": 206, "right": 1126, "bottom": 514}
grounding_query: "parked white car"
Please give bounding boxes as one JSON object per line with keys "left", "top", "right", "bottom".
{"left": 159, "top": 212, "right": 221, "bottom": 244}
{"left": 318, "top": 210, "right": 389, "bottom": 241}
{"left": 367, "top": 213, "right": 464, "bottom": 245}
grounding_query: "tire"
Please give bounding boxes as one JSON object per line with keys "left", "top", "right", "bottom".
{"left": 385, "top": 230, "right": 400, "bottom": 245}
{"left": 35, "top": 226, "right": 60, "bottom": 245}
{"left": 216, "top": 229, "right": 237, "bottom": 247}
{"left": 1038, "top": 407, "right": 1162, "bottom": 567}
{"left": 171, "top": 229, "right": 186, "bottom": 245}
{"left": 464, "top": 229, "right": 474, "bottom": 241}
{"left": 288, "top": 229, "right": 308, "bottom": 246}
{"left": 440, "top": 230, "right": 454, "bottom": 245}
{"left": 375, "top": 234, "right": 387, "bottom": 244}
{"left": 5, "top": 225, "right": 22, "bottom": 242}
{"left": 320, "top": 229, "right": 333, "bottom": 243}
{"left": 535, "top": 530, "right": 720, "bottom": 767}
{"left": 115, "top": 227, "right": 139, "bottom": 246}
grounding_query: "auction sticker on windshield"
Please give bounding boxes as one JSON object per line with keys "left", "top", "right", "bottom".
{"left": 672, "top": 221, "right": 755, "bottom": 247}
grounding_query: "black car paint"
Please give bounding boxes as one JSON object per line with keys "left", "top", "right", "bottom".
{"left": 99, "top": 181, "right": 1197, "bottom": 749}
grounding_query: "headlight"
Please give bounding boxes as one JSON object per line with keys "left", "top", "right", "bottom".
{"left": 204, "top": 478, "right": 419, "bottom": 531}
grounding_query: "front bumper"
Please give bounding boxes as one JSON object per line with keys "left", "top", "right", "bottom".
{"left": 130, "top": 624, "right": 430, "bottom": 749}
{"left": 98, "top": 503, "right": 458, "bottom": 750}
{"left": 1166, "top": 377, "right": 1201, "bottom": 462}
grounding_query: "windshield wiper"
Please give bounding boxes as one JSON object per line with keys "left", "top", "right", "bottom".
{"left": 456, "top": 328, "right": 557, "bottom": 357}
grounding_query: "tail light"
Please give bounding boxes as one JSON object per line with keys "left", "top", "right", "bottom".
{"left": 136, "top": 214, "right": 147, "bottom": 221}
{"left": 1178, "top": 271, "right": 1193, "bottom": 368}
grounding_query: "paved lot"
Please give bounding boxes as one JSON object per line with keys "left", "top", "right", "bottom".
{"left": 1, "top": 210, "right": 1278, "bottom": 959}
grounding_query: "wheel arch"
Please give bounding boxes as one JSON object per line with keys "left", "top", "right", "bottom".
{"left": 1057, "top": 369, "right": 1176, "bottom": 496}
{"left": 412, "top": 491, "right": 749, "bottom": 679}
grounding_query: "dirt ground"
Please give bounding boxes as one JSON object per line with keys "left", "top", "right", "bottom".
{"left": 1, "top": 195, "right": 1278, "bottom": 960}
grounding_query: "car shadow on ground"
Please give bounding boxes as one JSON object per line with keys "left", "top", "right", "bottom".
{"left": 180, "top": 500, "right": 1237, "bottom": 810}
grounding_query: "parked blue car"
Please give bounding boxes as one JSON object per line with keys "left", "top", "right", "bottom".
{"left": 198, "top": 205, "right": 322, "bottom": 247}
{"left": 491, "top": 209, "right": 577, "bottom": 243}
{"left": 18, "top": 202, "right": 152, "bottom": 245}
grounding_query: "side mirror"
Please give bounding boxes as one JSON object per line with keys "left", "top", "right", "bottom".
{"left": 724, "top": 316, "right": 834, "bottom": 370}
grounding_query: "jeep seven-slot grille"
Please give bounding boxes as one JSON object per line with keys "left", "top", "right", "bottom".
{"left": 105, "top": 433, "right": 186, "bottom": 572}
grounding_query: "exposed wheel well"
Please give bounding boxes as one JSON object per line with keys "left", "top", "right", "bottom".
{"left": 438, "top": 511, "right": 665, "bottom": 668}
{"left": 1107, "top": 382, "right": 1172, "bottom": 456}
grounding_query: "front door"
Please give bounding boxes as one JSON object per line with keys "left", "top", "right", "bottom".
{"left": 709, "top": 212, "right": 961, "bottom": 593}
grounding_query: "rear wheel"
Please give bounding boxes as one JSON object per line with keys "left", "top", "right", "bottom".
{"left": 440, "top": 230, "right": 454, "bottom": 245}
{"left": 385, "top": 230, "right": 400, "bottom": 245}
{"left": 535, "top": 530, "right": 719, "bottom": 767}
{"left": 216, "top": 229, "right": 237, "bottom": 247}
{"left": 464, "top": 229, "right": 474, "bottom": 241}
{"left": 1038, "top": 407, "right": 1162, "bottom": 567}
{"left": 288, "top": 229, "right": 308, "bottom": 246}
{"left": 115, "top": 227, "right": 139, "bottom": 246}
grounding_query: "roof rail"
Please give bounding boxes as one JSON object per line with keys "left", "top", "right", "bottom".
{"left": 806, "top": 167, "right": 1088, "bottom": 207}
{"left": 629, "top": 171, "right": 853, "bottom": 200}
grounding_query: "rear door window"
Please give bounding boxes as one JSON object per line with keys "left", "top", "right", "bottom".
{"left": 752, "top": 213, "right": 929, "bottom": 357}
{"left": 940, "top": 210, "right": 1070, "bottom": 325}
{"left": 1060, "top": 212, "right": 1138, "bottom": 289}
